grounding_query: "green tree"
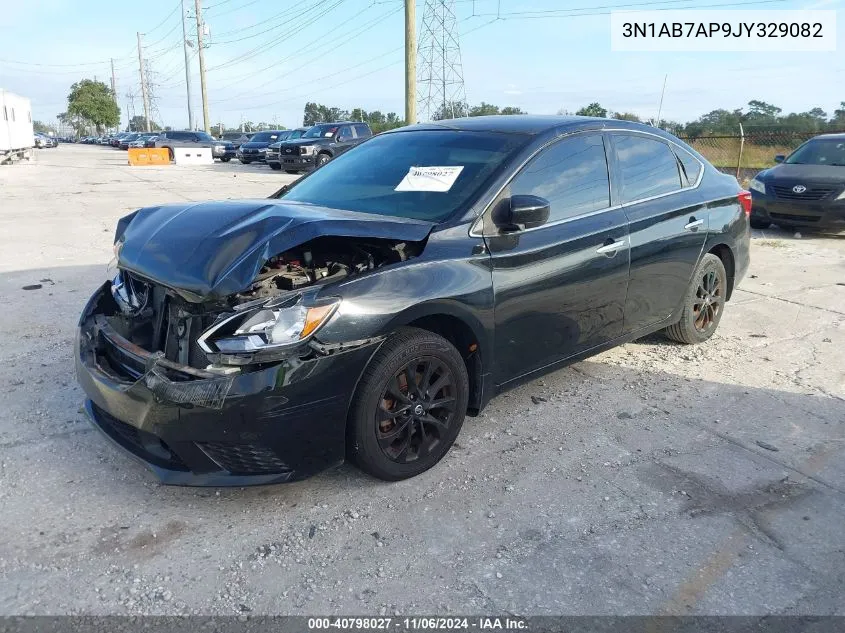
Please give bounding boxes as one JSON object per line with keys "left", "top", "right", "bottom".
{"left": 66, "top": 79, "right": 119, "bottom": 134}
{"left": 303, "top": 102, "right": 349, "bottom": 126}
{"left": 833, "top": 102, "right": 845, "bottom": 126}
{"left": 33, "top": 120, "right": 56, "bottom": 134}
{"left": 432, "top": 101, "right": 469, "bottom": 120}
{"left": 500, "top": 106, "right": 525, "bottom": 115}
{"left": 575, "top": 103, "right": 607, "bottom": 118}
{"left": 469, "top": 102, "right": 500, "bottom": 117}
{"left": 611, "top": 112, "right": 641, "bottom": 122}
{"left": 128, "top": 115, "right": 161, "bottom": 132}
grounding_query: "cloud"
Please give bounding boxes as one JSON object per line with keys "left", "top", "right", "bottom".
{"left": 503, "top": 83, "right": 522, "bottom": 96}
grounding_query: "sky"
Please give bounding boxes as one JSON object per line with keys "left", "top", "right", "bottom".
{"left": 1, "top": 0, "right": 843, "bottom": 131}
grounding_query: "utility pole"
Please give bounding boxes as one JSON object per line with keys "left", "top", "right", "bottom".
{"left": 181, "top": 0, "right": 195, "bottom": 130}
{"left": 405, "top": 0, "right": 416, "bottom": 125}
{"left": 195, "top": 0, "right": 210, "bottom": 133}
{"left": 110, "top": 58, "right": 118, "bottom": 132}
{"left": 136, "top": 32, "right": 151, "bottom": 132}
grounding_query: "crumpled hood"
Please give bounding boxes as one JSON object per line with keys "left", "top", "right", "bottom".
{"left": 115, "top": 200, "right": 434, "bottom": 302}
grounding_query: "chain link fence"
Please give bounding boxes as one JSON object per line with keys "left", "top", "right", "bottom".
{"left": 678, "top": 129, "right": 845, "bottom": 185}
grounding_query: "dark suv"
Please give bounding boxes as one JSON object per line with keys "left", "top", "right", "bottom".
{"left": 155, "top": 130, "right": 236, "bottom": 162}
{"left": 266, "top": 128, "right": 308, "bottom": 170}
{"left": 76, "top": 116, "right": 750, "bottom": 487}
{"left": 236, "top": 130, "right": 288, "bottom": 165}
{"left": 277, "top": 122, "right": 372, "bottom": 173}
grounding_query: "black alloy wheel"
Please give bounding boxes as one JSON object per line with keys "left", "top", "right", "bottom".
{"left": 376, "top": 357, "right": 458, "bottom": 464}
{"left": 348, "top": 328, "right": 469, "bottom": 480}
{"left": 664, "top": 253, "right": 727, "bottom": 344}
{"left": 693, "top": 269, "right": 723, "bottom": 333}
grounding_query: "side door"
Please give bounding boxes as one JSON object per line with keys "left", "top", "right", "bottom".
{"left": 607, "top": 132, "right": 709, "bottom": 334}
{"left": 483, "top": 132, "right": 631, "bottom": 385}
{"left": 352, "top": 123, "right": 372, "bottom": 148}
{"left": 333, "top": 125, "right": 355, "bottom": 156}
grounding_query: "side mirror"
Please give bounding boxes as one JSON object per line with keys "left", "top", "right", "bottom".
{"left": 492, "top": 195, "right": 551, "bottom": 232}
{"left": 774, "top": 154, "right": 785, "bottom": 163}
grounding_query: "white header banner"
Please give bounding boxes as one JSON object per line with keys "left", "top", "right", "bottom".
{"left": 610, "top": 10, "right": 837, "bottom": 52}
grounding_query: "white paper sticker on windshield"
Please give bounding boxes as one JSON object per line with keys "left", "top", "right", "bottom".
{"left": 324, "top": 132, "right": 333, "bottom": 137}
{"left": 395, "top": 166, "right": 464, "bottom": 192}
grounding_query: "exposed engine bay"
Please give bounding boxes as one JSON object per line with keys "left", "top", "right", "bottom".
{"left": 101, "top": 236, "right": 422, "bottom": 371}
{"left": 234, "top": 236, "right": 420, "bottom": 301}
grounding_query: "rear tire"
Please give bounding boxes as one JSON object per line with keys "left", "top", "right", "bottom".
{"left": 269, "top": 163, "right": 282, "bottom": 170}
{"left": 664, "top": 253, "right": 727, "bottom": 345}
{"left": 750, "top": 217, "right": 771, "bottom": 229}
{"left": 220, "top": 157, "right": 231, "bottom": 163}
{"left": 348, "top": 327, "right": 468, "bottom": 481}
{"left": 285, "top": 169, "right": 300, "bottom": 174}
{"left": 239, "top": 159, "right": 251, "bottom": 164}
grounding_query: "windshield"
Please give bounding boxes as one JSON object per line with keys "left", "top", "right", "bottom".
{"left": 785, "top": 138, "right": 845, "bottom": 166}
{"left": 280, "top": 130, "right": 528, "bottom": 222}
{"left": 302, "top": 124, "right": 338, "bottom": 139}
{"left": 250, "top": 131, "right": 283, "bottom": 142}
{"left": 222, "top": 132, "right": 242, "bottom": 139}
{"left": 289, "top": 129, "right": 304, "bottom": 139}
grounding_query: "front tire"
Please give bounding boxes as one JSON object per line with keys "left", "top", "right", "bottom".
{"left": 285, "top": 169, "right": 300, "bottom": 174}
{"left": 220, "top": 157, "right": 231, "bottom": 163}
{"left": 239, "top": 159, "right": 251, "bottom": 164}
{"left": 664, "top": 253, "right": 727, "bottom": 345}
{"left": 269, "top": 163, "right": 282, "bottom": 170}
{"left": 348, "top": 328, "right": 469, "bottom": 481}
{"left": 316, "top": 153, "right": 331, "bottom": 167}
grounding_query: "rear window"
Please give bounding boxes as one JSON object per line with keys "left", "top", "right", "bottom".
{"left": 612, "top": 134, "right": 683, "bottom": 203}
{"left": 281, "top": 130, "right": 528, "bottom": 222}
{"left": 354, "top": 124, "right": 372, "bottom": 139}
{"left": 673, "top": 145, "right": 703, "bottom": 186}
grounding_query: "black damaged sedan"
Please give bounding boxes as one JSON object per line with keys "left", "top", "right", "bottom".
{"left": 76, "top": 116, "right": 750, "bottom": 486}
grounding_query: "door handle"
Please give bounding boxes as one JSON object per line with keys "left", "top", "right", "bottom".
{"left": 596, "top": 238, "right": 627, "bottom": 255}
{"left": 684, "top": 218, "right": 704, "bottom": 231}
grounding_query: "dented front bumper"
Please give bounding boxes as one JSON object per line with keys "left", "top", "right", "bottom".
{"left": 75, "top": 283, "right": 380, "bottom": 486}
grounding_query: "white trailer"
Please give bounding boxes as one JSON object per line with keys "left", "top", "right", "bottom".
{"left": 1, "top": 90, "right": 35, "bottom": 164}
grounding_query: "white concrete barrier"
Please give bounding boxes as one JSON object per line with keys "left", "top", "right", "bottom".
{"left": 172, "top": 147, "right": 213, "bottom": 166}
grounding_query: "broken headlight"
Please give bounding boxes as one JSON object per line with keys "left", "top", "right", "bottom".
{"left": 197, "top": 295, "right": 339, "bottom": 356}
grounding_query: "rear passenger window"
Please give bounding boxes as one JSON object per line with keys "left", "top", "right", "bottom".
{"left": 673, "top": 145, "right": 702, "bottom": 187}
{"left": 509, "top": 133, "right": 610, "bottom": 222}
{"left": 354, "top": 124, "right": 371, "bottom": 139}
{"left": 612, "top": 134, "right": 683, "bottom": 203}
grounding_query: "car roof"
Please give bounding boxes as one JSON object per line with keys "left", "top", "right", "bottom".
{"left": 396, "top": 115, "right": 659, "bottom": 136}
{"left": 809, "top": 133, "right": 845, "bottom": 140}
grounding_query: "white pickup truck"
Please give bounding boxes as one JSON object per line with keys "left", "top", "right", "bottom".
{"left": 1, "top": 90, "right": 34, "bottom": 164}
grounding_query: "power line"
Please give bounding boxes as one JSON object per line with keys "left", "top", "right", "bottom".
{"left": 209, "top": 4, "right": 400, "bottom": 98}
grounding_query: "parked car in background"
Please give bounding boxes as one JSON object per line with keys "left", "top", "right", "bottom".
{"left": 748, "top": 133, "right": 845, "bottom": 231}
{"left": 155, "top": 130, "right": 235, "bottom": 162}
{"left": 266, "top": 128, "right": 309, "bottom": 171}
{"left": 128, "top": 134, "right": 160, "bottom": 149}
{"left": 276, "top": 122, "right": 372, "bottom": 174}
{"left": 34, "top": 133, "right": 57, "bottom": 148}
{"left": 110, "top": 133, "right": 130, "bottom": 148}
{"left": 219, "top": 131, "right": 253, "bottom": 150}
{"left": 236, "top": 130, "right": 288, "bottom": 164}
{"left": 75, "top": 116, "right": 750, "bottom": 486}
{"left": 119, "top": 133, "right": 142, "bottom": 150}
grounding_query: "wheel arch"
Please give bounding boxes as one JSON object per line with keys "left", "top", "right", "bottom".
{"left": 707, "top": 242, "right": 736, "bottom": 301}
{"left": 381, "top": 303, "right": 489, "bottom": 415}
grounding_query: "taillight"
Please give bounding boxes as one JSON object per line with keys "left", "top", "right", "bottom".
{"left": 738, "top": 191, "right": 752, "bottom": 215}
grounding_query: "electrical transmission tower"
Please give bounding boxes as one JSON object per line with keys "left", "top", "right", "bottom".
{"left": 417, "top": 0, "right": 467, "bottom": 121}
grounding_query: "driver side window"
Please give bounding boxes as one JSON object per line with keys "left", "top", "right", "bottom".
{"left": 508, "top": 133, "right": 611, "bottom": 223}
